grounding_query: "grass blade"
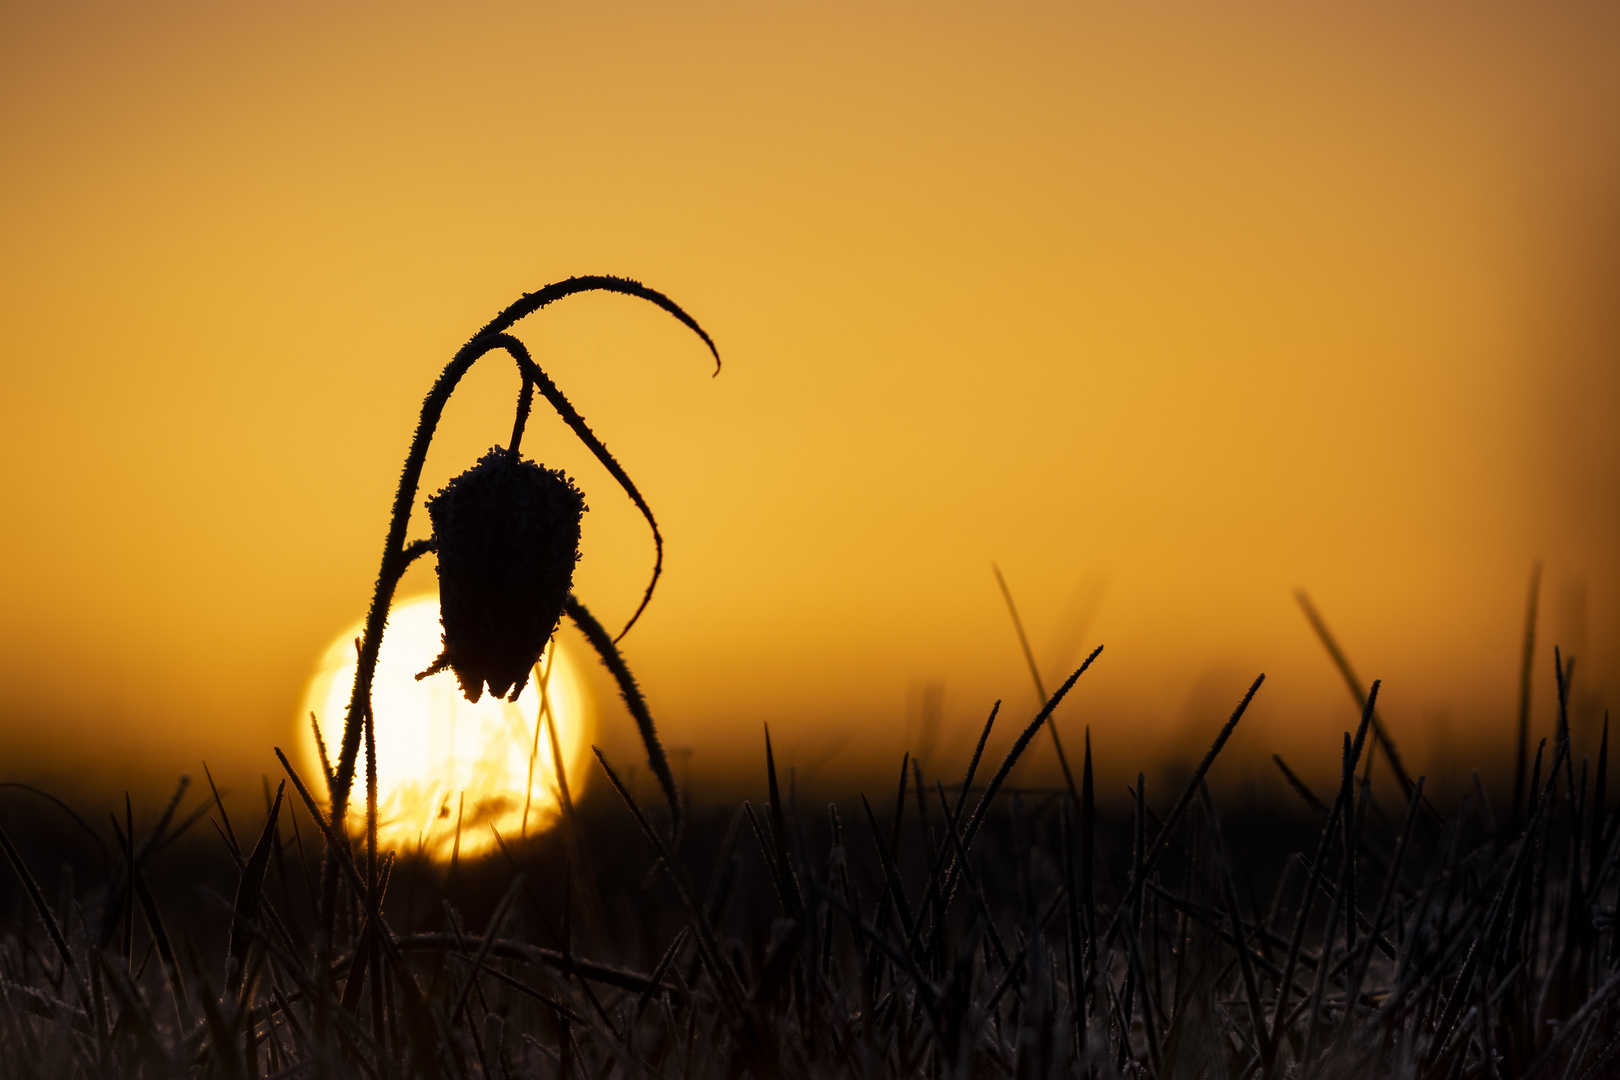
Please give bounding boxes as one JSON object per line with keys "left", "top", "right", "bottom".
{"left": 1105, "top": 672, "right": 1264, "bottom": 945}
{"left": 1295, "top": 591, "right": 1415, "bottom": 795}
{"left": 992, "top": 562, "right": 1080, "bottom": 804}
{"left": 228, "top": 780, "right": 285, "bottom": 999}
{"left": 567, "top": 597, "right": 682, "bottom": 847}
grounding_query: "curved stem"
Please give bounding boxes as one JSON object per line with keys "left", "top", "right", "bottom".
{"left": 330, "top": 276, "right": 716, "bottom": 830}
{"left": 507, "top": 374, "right": 535, "bottom": 463}
{"left": 566, "top": 595, "right": 682, "bottom": 848}
{"left": 398, "top": 538, "right": 436, "bottom": 569}
{"left": 473, "top": 275, "right": 720, "bottom": 376}
{"left": 490, "top": 332, "right": 666, "bottom": 644}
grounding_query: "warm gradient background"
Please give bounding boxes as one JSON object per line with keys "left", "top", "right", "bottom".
{"left": 2, "top": 2, "right": 1616, "bottom": 808}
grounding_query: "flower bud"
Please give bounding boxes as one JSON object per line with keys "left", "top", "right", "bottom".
{"left": 421, "top": 447, "right": 587, "bottom": 702}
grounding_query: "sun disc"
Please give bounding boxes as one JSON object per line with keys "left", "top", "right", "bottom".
{"left": 299, "top": 594, "right": 592, "bottom": 859}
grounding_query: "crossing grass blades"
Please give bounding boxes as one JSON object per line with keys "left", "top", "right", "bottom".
{"left": 0, "top": 632, "right": 1616, "bottom": 1077}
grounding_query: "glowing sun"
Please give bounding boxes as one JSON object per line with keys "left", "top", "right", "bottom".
{"left": 299, "top": 594, "right": 592, "bottom": 859}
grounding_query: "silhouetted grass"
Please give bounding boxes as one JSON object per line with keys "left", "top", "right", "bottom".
{"left": 0, "top": 633, "right": 1614, "bottom": 1078}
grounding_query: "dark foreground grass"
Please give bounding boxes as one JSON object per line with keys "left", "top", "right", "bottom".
{"left": 0, "top": 657, "right": 1617, "bottom": 1080}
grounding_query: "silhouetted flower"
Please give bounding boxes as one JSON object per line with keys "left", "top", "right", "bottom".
{"left": 420, "top": 446, "right": 586, "bottom": 702}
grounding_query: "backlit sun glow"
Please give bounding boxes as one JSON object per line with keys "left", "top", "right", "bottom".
{"left": 299, "top": 594, "right": 592, "bottom": 860}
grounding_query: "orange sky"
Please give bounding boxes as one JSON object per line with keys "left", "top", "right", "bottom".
{"left": 2, "top": 2, "right": 1616, "bottom": 807}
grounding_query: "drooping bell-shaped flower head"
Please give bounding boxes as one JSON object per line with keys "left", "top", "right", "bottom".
{"left": 420, "top": 446, "right": 587, "bottom": 702}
